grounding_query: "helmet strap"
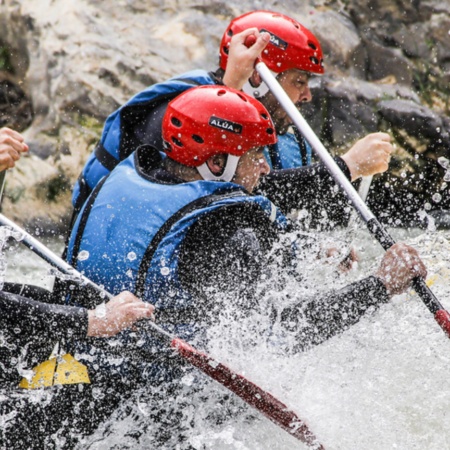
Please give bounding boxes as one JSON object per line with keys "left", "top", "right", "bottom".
{"left": 196, "top": 154, "right": 241, "bottom": 182}
{"left": 242, "top": 69, "right": 277, "bottom": 98}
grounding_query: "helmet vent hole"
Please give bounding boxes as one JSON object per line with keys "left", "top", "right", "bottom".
{"left": 192, "top": 134, "right": 204, "bottom": 144}
{"left": 308, "top": 42, "right": 317, "bottom": 50}
{"left": 227, "top": 29, "right": 233, "bottom": 37}
{"left": 261, "top": 113, "right": 269, "bottom": 120}
{"left": 310, "top": 56, "right": 319, "bottom": 65}
{"left": 171, "top": 137, "right": 183, "bottom": 147}
{"left": 171, "top": 117, "right": 182, "bottom": 127}
{"left": 266, "top": 128, "right": 274, "bottom": 135}
{"left": 237, "top": 93, "right": 248, "bottom": 102}
{"left": 223, "top": 46, "right": 229, "bottom": 55}
{"left": 217, "top": 89, "right": 227, "bottom": 96}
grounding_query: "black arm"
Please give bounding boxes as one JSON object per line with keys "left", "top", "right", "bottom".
{"left": 277, "top": 276, "right": 389, "bottom": 352}
{"left": 0, "top": 288, "right": 88, "bottom": 341}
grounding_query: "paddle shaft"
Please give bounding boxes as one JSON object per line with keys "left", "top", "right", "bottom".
{"left": 255, "top": 61, "right": 450, "bottom": 336}
{"left": 358, "top": 176, "right": 373, "bottom": 202}
{"left": 0, "top": 212, "right": 325, "bottom": 448}
{"left": 0, "top": 170, "right": 6, "bottom": 206}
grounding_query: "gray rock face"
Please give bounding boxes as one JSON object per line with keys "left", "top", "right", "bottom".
{"left": 0, "top": 0, "right": 449, "bottom": 231}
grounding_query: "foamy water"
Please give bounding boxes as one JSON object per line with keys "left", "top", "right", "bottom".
{"left": 3, "top": 226, "right": 450, "bottom": 450}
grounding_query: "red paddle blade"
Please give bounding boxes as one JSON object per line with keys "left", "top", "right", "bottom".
{"left": 172, "top": 338, "right": 325, "bottom": 449}
{"left": 435, "top": 310, "right": 450, "bottom": 338}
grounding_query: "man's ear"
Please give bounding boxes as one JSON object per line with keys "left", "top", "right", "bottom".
{"left": 206, "top": 154, "right": 227, "bottom": 175}
{"left": 249, "top": 70, "right": 263, "bottom": 88}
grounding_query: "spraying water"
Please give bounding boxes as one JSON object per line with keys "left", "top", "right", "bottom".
{"left": 1, "top": 226, "right": 450, "bottom": 449}
{"left": 0, "top": 226, "right": 25, "bottom": 290}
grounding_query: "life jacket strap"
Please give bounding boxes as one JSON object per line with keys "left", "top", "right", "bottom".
{"left": 94, "top": 141, "right": 120, "bottom": 172}
{"left": 134, "top": 188, "right": 246, "bottom": 298}
{"left": 70, "top": 174, "right": 110, "bottom": 268}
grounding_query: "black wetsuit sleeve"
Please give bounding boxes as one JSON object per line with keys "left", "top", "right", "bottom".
{"left": 174, "top": 191, "right": 387, "bottom": 352}
{"left": 257, "top": 157, "right": 357, "bottom": 228}
{"left": 0, "top": 290, "right": 88, "bottom": 341}
{"left": 279, "top": 275, "right": 389, "bottom": 352}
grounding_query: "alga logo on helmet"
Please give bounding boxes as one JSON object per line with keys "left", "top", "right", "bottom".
{"left": 260, "top": 29, "right": 288, "bottom": 51}
{"left": 209, "top": 116, "right": 243, "bottom": 134}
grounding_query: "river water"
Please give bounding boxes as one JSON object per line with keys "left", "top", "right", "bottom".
{"left": 2, "top": 224, "right": 450, "bottom": 450}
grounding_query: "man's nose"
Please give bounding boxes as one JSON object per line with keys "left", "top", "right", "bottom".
{"left": 297, "top": 85, "right": 312, "bottom": 105}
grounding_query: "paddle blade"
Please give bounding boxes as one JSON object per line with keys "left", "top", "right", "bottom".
{"left": 19, "top": 353, "right": 90, "bottom": 389}
{"left": 172, "top": 338, "right": 324, "bottom": 449}
{"left": 53, "top": 354, "right": 91, "bottom": 386}
{"left": 19, "top": 357, "right": 57, "bottom": 389}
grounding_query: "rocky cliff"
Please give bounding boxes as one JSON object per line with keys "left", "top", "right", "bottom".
{"left": 0, "top": 0, "right": 449, "bottom": 233}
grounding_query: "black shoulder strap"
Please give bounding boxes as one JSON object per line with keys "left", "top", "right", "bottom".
{"left": 94, "top": 141, "right": 120, "bottom": 172}
{"left": 267, "top": 143, "right": 282, "bottom": 170}
{"left": 134, "top": 189, "right": 245, "bottom": 298}
{"left": 293, "top": 126, "right": 309, "bottom": 167}
{"left": 69, "top": 174, "right": 110, "bottom": 268}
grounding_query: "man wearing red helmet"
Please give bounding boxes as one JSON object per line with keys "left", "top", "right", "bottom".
{"left": 58, "top": 84, "right": 425, "bottom": 447}
{"left": 71, "top": 10, "right": 391, "bottom": 233}
{"left": 66, "top": 84, "right": 424, "bottom": 382}
{"left": 219, "top": 11, "right": 392, "bottom": 177}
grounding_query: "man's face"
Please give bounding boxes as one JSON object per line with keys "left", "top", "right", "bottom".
{"left": 233, "top": 147, "right": 270, "bottom": 193}
{"left": 259, "top": 69, "right": 312, "bottom": 135}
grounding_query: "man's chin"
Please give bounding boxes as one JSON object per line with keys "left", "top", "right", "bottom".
{"left": 276, "top": 125, "right": 290, "bottom": 135}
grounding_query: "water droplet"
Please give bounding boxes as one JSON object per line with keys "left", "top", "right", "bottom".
{"left": 160, "top": 267, "right": 170, "bottom": 276}
{"left": 444, "top": 171, "right": 450, "bottom": 182}
{"left": 127, "top": 251, "right": 137, "bottom": 261}
{"left": 95, "top": 303, "right": 106, "bottom": 318}
{"left": 401, "top": 172, "right": 407, "bottom": 178}
{"left": 424, "top": 202, "right": 432, "bottom": 211}
{"left": 222, "top": 134, "right": 227, "bottom": 139}
{"left": 432, "top": 193, "right": 442, "bottom": 203}
{"left": 126, "top": 269, "right": 133, "bottom": 278}
{"left": 438, "top": 157, "right": 449, "bottom": 169}
{"left": 78, "top": 250, "right": 90, "bottom": 261}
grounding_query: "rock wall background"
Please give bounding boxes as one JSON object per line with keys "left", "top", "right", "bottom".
{"left": 0, "top": 0, "right": 449, "bottom": 233}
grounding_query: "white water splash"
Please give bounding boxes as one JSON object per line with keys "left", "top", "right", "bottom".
{"left": 3, "top": 229, "right": 450, "bottom": 450}
{"left": 0, "top": 226, "right": 25, "bottom": 290}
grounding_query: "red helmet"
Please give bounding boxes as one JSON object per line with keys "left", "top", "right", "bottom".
{"left": 220, "top": 10, "right": 324, "bottom": 75}
{"left": 162, "top": 85, "right": 276, "bottom": 167}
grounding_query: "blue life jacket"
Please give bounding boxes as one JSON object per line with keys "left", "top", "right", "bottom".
{"left": 264, "top": 127, "right": 312, "bottom": 170}
{"left": 67, "top": 152, "right": 288, "bottom": 343}
{"left": 72, "top": 69, "right": 216, "bottom": 211}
